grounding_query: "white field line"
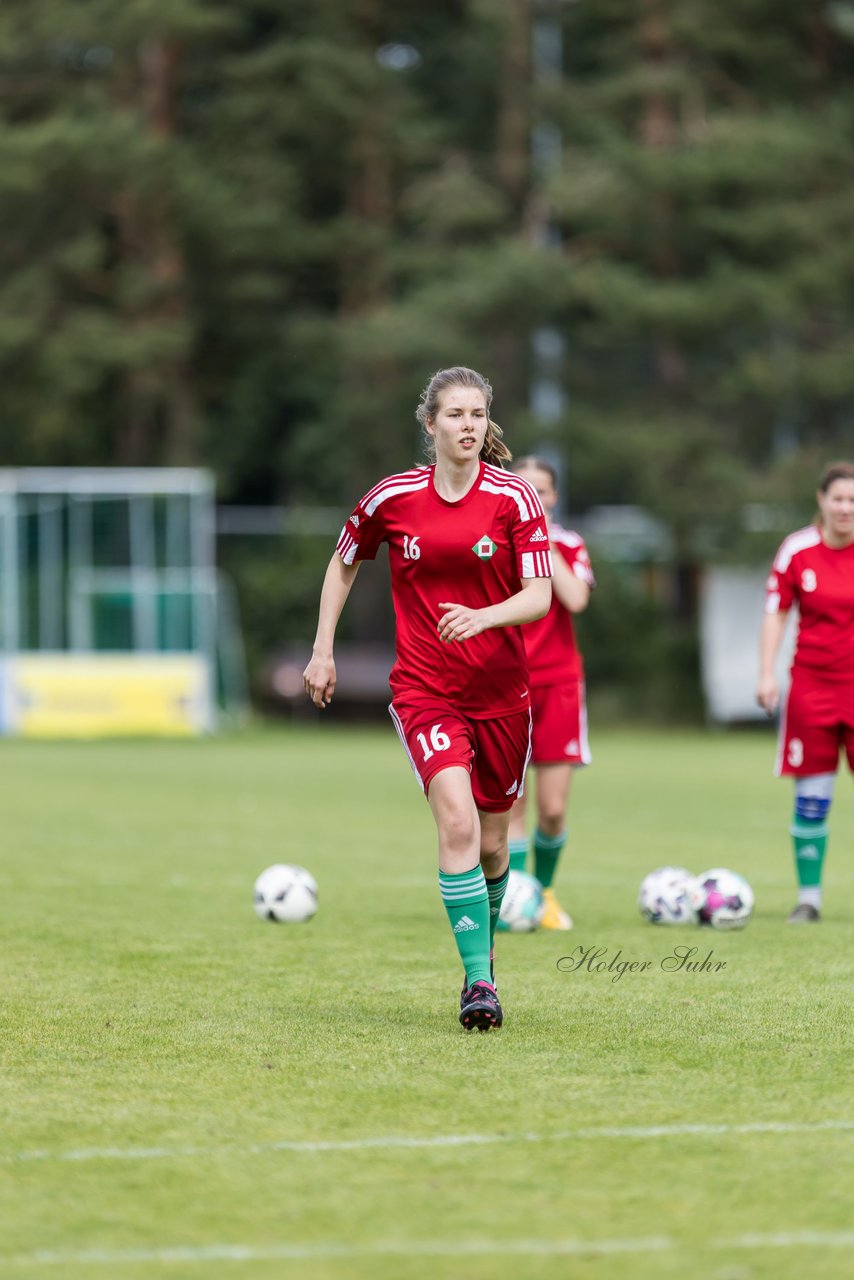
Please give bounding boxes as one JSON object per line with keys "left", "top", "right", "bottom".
{"left": 3, "top": 1119, "right": 852, "bottom": 1167}
{"left": 6, "top": 1231, "right": 854, "bottom": 1267}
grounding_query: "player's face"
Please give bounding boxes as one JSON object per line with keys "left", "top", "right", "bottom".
{"left": 514, "top": 465, "right": 557, "bottom": 519}
{"left": 818, "top": 478, "right": 854, "bottom": 545}
{"left": 426, "top": 386, "right": 488, "bottom": 464}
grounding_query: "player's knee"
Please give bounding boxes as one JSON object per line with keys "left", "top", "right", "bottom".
{"left": 439, "top": 807, "right": 478, "bottom": 855}
{"left": 479, "top": 830, "right": 506, "bottom": 863}
{"left": 537, "top": 809, "right": 564, "bottom": 837}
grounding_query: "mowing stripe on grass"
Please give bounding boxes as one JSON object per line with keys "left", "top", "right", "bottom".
{"left": 5, "top": 1119, "right": 853, "bottom": 1166}
{"left": 6, "top": 1231, "right": 854, "bottom": 1267}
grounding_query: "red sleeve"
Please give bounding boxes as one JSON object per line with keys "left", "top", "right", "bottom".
{"left": 765, "top": 550, "right": 795, "bottom": 614}
{"left": 511, "top": 483, "right": 553, "bottom": 579}
{"left": 335, "top": 494, "right": 385, "bottom": 565}
{"left": 559, "top": 537, "right": 596, "bottom": 589}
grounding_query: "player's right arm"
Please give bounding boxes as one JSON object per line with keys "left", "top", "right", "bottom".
{"left": 303, "top": 553, "right": 361, "bottom": 709}
{"left": 757, "top": 551, "right": 795, "bottom": 715}
{"left": 756, "top": 610, "right": 787, "bottom": 715}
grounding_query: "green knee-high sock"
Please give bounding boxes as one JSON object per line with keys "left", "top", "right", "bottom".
{"left": 508, "top": 838, "right": 528, "bottom": 874}
{"left": 485, "top": 868, "right": 510, "bottom": 947}
{"left": 439, "top": 868, "right": 492, "bottom": 986}
{"left": 534, "top": 828, "right": 566, "bottom": 890}
{"left": 790, "top": 815, "right": 828, "bottom": 906}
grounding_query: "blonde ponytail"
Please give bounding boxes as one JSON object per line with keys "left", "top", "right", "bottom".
{"left": 482, "top": 419, "right": 512, "bottom": 467}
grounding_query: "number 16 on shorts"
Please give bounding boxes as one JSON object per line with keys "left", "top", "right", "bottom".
{"left": 389, "top": 699, "right": 475, "bottom": 794}
{"left": 416, "top": 723, "right": 451, "bottom": 761}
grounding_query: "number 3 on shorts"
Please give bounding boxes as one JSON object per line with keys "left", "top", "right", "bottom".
{"left": 416, "top": 723, "right": 451, "bottom": 762}
{"left": 787, "top": 737, "right": 804, "bottom": 768}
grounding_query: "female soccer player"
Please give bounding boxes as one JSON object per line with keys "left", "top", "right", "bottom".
{"left": 756, "top": 460, "right": 854, "bottom": 922}
{"left": 506, "top": 458, "right": 594, "bottom": 931}
{"left": 303, "top": 367, "right": 552, "bottom": 1029}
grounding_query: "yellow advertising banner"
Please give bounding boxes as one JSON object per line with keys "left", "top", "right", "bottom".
{"left": 2, "top": 655, "right": 213, "bottom": 738}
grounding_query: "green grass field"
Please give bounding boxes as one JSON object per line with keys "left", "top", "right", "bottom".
{"left": 1, "top": 724, "right": 853, "bottom": 1280}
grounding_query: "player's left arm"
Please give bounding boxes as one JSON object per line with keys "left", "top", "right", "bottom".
{"left": 551, "top": 552, "right": 590, "bottom": 614}
{"left": 437, "top": 577, "right": 551, "bottom": 643}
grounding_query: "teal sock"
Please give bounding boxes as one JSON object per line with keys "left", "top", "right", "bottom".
{"left": 439, "top": 867, "right": 492, "bottom": 986}
{"left": 485, "top": 868, "right": 510, "bottom": 947}
{"left": 508, "top": 838, "right": 528, "bottom": 874}
{"left": 534, "top": 828, "right": 566, "bottom": 889}
{"left": 790, "top": 815, "right": 828, "bottom": 905}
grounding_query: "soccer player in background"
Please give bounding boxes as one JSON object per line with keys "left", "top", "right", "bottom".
{"left": 303, "top": 367, "right": 552, "bottom": 1030}
{"left": 505, "top": 458, "right": 594, "bottom": 931}
{"left": 756, "top": 460, "right": 854, "bottom": 922}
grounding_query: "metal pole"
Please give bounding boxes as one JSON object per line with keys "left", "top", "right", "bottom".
{"left": 0, "top": 482, "right": 19, "bottom": 652}
{"left": 530, "top": 2, "right": 569, "bottom": 503}
{"left": 38, "top": 495, "right": 63, "bottom": 650}
{"left": 69, "top": 495, "right": 93, "bottom": 651}
{"left": 130, "top": 494, "right": 157, "bottom": 651}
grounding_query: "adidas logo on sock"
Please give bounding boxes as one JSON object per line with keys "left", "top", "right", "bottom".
{"left": 453, "top": 915, "right": 479, "bottom": 933}
{"left": 530, "top": 526, "right": 548, "bottom": 542}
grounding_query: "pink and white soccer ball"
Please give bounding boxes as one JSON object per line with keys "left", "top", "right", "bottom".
{"left": 690, "top": 868, "right": 754, "bottom": 930}
{"left": 253, "top": 864, "right": 318, "bottom": 923}
{"left": 638, "top": 866, "right": 697, "bottom": 925}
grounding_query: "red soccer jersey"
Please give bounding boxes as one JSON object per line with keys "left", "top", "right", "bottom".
{"left": 522, "top": 525, "right": 595, "bottom": 687}
{"left": 764, "top": 525, "right": 854, "bottom": 679}
{"left": 336, "top": 461, "right": 553, "bottom": 717}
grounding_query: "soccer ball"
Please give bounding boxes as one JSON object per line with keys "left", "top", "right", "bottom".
{"left": 498, "top": 870, "right": 545, "bottom": 933}
{"left": 638, "top": 866, "right": 697, "bottom": 925}
{"left": 253, "top": 864, "right": 318, "bottom": 923}
{"left": 690, "top": 867, "right": 754, "bottom": 930}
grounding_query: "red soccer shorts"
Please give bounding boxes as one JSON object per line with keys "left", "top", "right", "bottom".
{"left": 389, "top": 691, "right": 532, "bottom": 813}
{"left": 776, "top": 668, "right": 854, "bottom": 776}
{"left": 528, "top": 679, "right": 591, "bottom": 767}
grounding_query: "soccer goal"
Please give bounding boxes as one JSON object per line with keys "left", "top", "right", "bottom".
{"left": 0, "top": 468, "right": 238, "bottom": 737}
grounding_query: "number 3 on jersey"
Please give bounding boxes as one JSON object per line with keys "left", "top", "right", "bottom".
{"left": 417, "top": 723, "right": 450, "bottom": 761}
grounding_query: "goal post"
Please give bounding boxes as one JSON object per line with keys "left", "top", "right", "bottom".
{"left": 0, "top": 468, "right": 225, "bottom": 737}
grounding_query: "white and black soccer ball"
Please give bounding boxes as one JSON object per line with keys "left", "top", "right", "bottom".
{"left": 253, "top": 864, "right": 318, "bottom": 924}
{"left": 499, "top": 870, "right": 545, "bottom": 933}
{"left": 638, "top": 866, "right": 697, "bottom": 925}
{"left": 690, "top": 867, "right": 754, "bottom": 930}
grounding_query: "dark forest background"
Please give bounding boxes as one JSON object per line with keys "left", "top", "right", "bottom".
{"left": 3, "top": 1, "right": 853, "bottom": 714}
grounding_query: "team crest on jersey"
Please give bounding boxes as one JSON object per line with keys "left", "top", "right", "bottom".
{"left": 472, "top": 536, "right": 497, "bottom": 560}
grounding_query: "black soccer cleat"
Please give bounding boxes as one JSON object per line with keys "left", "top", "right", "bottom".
{"left": 787, "top": 902, "right": 821, "bottom": 923}
{"left": 459, "top": 980, "right": 503, "bottom": 1032}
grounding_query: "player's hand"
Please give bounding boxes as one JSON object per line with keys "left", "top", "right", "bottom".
{"left": 303, "top": 654, "right": 336, "bottom": 708}
{"left": 437, "top": 602, "right": 491, "bottom": 643}
{"left": 756, "top": 676, "right": 779, "bottom": 716}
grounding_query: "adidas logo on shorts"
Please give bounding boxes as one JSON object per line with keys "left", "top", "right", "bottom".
{"left": 453, "top": 915, "right": 479, "bottom": 933}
